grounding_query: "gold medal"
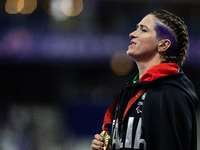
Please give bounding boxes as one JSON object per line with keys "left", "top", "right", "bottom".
{"left": 100, "top": 131, "right": 110, "bottom": 150}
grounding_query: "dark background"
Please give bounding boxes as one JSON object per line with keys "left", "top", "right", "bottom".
{"left": 0, "top": 0, "right": 199, "bottom": 149}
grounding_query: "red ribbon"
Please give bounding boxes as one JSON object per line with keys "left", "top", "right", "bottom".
{"left": 102, "top": 88, "right": 146, "bottom": 131}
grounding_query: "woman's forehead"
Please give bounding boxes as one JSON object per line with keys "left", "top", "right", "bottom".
{"left": 138, "top": 14, "right": 158, "bottom": 29}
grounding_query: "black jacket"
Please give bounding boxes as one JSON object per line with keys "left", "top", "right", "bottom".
{"left": 111, "top": 69, "right": 199, "bottom": 150}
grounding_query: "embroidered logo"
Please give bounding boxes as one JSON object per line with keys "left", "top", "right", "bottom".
{"left": 136, "top": 106, "right": 142, "bottom": 114}
{"left": 136, "top": 92, "right": 146, "bottom": 113}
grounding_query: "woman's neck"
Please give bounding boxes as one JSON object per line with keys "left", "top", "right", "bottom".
{"left": 136, "top": 60, "right": 161, "bottom": 79}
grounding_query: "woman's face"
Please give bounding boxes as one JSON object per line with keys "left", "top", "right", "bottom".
{"left": 127, "top": 14, "right": 160, "bottom": 62}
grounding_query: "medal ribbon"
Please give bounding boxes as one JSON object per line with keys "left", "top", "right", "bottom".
{"left": 102, "top": 88, "right": 146, "bottom": 131}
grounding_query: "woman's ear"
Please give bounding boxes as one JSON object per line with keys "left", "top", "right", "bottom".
{"left": 158, "top": 39, "right": 171, "bottom": 53}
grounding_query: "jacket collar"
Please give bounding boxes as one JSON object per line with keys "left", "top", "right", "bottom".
{"left": 139, "top": 63, "right": 179, "bottom": 82}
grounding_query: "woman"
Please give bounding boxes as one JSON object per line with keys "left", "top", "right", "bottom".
{"left": 91, "top": 10, "right": 199, "bottom": 150}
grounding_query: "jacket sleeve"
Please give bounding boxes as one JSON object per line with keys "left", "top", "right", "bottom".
{"left": 142, "top": 85, "right": 197, "bottom": 150}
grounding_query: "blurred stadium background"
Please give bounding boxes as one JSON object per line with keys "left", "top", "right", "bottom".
{"left": 0, "top": 0, "right": 199, "bottom": 150}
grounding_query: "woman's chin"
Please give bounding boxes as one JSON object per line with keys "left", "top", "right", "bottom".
{"left": 126, "top": 49, "right": 134, "bottom": 56}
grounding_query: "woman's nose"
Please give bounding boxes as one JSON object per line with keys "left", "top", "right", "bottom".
{"left": 129, "top": 30, "right": 137, "bottom": 39}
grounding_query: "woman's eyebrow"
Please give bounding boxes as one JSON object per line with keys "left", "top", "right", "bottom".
{"left": 136, "top": 24, "right": 148, "bottom": 29}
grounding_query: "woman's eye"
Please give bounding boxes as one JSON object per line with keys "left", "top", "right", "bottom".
{"left": 141, "top": 28, "right": 147, "bottom": 32}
